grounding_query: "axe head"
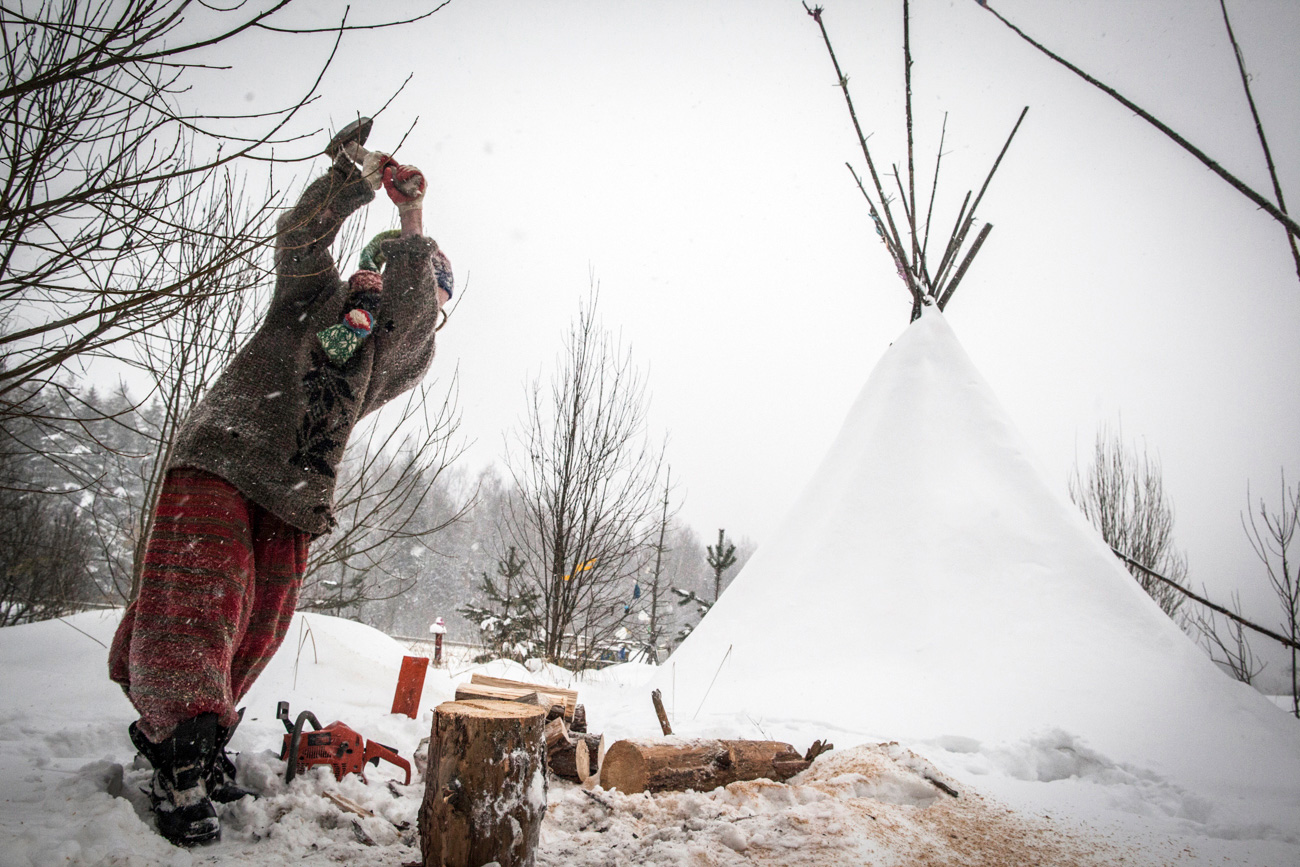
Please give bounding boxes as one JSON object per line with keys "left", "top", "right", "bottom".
{"left": 325, "top": 116, "right": 373, "bottom": 159}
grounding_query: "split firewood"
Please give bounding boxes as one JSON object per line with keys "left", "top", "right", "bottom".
{"left": 544, "top": 716, "right": 569, "bottom": 751}
{"left": 570, "top": 703, "right": 587, "bottom": 733}
{"left": 575, "top": 738, "right": 590, "bottom": 784}
{"left": 325, "top": 790, "right": 376, "bottom": 818}
{"left": 601, "top": 738, "right": 819, "bottom": 795}
{"left": 468, "top": 674, "right": 578, "bottom": 721}
{"left": 650, "top": 689, "right": 672, "bottom": 735}
{"left": 453, "top": 682, "right": 556, "bottom": 713}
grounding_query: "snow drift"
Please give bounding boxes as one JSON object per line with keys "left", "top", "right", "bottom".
{"left": 649, "top": 309, "right": 1300, "bottom": 834}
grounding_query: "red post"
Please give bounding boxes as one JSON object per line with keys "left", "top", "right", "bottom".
{"left": 391, "top": 655, "right": 428, "bottom": 719}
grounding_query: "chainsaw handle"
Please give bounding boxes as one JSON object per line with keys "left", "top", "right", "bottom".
{"left": 282, "top": 709, "right": 322, "bottom": 784}
{"left": 363, "top": 740, "right": 411, "bottom": 786}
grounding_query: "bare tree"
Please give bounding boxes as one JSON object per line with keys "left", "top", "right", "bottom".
{"left": 0, "top": 0, "right": 445, "bottom": 418}
{"left": 297, "top": 377, "right": 471, "bottom": 617}
{"left": 0, "top": 440, "right": 96, "bottom": 625}
{"left": 1070, "top": 424, "right": 1189, "bottom": 623}
{"left": 1243, "top": 474, "right": 1299, "bottom": 717}
{"left": 636, "top": 469, "right": 679, "bottom": 664}
{"left": 1193, "top": 591, "right": 1266, "bottom": 687}
{"left": 504, "top": 291, "right": 666, "bottom": 667}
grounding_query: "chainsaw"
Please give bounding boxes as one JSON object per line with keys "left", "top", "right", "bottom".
{"left": 277, "top": 701, "right": 411, "bottom": 785}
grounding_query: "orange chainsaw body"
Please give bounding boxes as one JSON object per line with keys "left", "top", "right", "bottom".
{"left": 277, "top": 702, "right": 411, "bottom": 785}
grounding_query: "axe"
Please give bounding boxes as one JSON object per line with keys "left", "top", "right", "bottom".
{"left": 326, "top": 116, "right": 425, "bottom": 234}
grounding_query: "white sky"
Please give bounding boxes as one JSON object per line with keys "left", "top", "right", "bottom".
{"left": 174, "top": 0, "right": 1299, "bottom": 626}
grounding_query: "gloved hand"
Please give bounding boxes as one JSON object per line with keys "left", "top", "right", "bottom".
{"left": 384, "top": 164, "right": 426, "bottom": 213}
{"left": 357, "top": 149, "right": 398, "bottom": 192}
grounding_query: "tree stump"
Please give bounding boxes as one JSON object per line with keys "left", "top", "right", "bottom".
{"left": 601, "top": 738, "right": 811, "bottom": 795}
{"left": 418, "top": 700, "right": 547, "bottom": 867}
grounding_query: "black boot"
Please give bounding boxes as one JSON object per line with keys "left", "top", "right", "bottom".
{"left": 130, "top": 714, "right": 222, "bottom": 847}
{"left": 209, "top": 708, "right": 258, "bottom": 803}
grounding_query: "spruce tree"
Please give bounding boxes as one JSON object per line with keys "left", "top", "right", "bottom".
{"left": 707, "top": 529, "right": 737, "bottom": 604}
{"left": 459, "top": 546, "right": 541, "bottom": 662}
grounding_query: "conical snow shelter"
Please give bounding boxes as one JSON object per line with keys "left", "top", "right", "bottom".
{"left": 651, "top": 309, "right": 1300, "bottom": 827}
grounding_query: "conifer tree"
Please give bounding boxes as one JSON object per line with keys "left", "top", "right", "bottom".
{"left": 707, "top": 529, "right": 738, "bottom": 604}
{"left": 459, "top": 547, "right": 541, "bottom": 662}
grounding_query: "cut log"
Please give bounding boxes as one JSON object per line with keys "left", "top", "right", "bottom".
{"left": 570, "top": 703, "right": 587, "bottom": 733}
{"left": 418, "top": 700, "right": 547, "bottom": 867}
{"left": 469, "top": 674, "right": 578, "bottom": 720}
{"left": 547, "top": 728, "right": 603, "bottom": 782}
{"left": 601, "top": 738, "right": 812, "bottom": 795}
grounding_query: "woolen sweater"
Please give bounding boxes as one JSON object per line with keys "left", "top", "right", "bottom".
{"left": 169, "top": 157, "right": 451, "bottom": 535}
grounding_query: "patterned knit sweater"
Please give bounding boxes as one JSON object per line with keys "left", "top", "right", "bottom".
{"left": 169, "top": 157, "right": 452, "bottom": 535}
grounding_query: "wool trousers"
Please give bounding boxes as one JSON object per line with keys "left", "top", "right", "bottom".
{"left": 109, "top": 469, "right": 310, "bottom": 743}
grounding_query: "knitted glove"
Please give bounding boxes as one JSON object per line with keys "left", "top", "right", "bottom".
{"left": 318, "top": 270, "right": 383, "bottom": 365}
{"left": 383, "top": 164, "right": 426, "bottom": 213}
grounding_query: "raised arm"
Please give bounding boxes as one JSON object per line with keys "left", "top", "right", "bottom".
{"left": 355, "top": 161, "right": 453, "bottom": 417}
{"left": 273, "top": 156, "right": 376, "bottom": 307}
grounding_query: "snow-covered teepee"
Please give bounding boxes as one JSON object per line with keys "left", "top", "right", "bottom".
{"left": 651, "top": 308, "right": 1300, "bottom": 830}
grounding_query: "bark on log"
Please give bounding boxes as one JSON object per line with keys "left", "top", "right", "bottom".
{"left": 601, "top": 738, "right": 811, "bottom": 795}
{"left": 468, "top": 674, "right": 578, "bottom": 720}
{"left": 418, "top": 700, "right": 547, "bottom": 867}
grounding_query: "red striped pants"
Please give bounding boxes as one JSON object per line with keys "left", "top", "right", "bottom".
{"left": 109, "top": 469, "right": 310, "bottom": 743}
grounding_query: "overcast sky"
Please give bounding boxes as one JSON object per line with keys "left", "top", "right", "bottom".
{"left": 173, "top": 0, "right": 1299, "bottom": 631}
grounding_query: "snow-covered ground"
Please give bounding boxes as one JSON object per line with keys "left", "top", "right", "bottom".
{"left": 3, "top": 311, "right": 1298, "bottom": 865}
{"left": 0, "top": 609, "right": 1296, "bottom": 866}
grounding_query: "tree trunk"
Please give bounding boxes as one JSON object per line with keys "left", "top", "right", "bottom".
{"left": 601, "top": 738, "right": 810, "bottom": 795}
{"left": 418, "top": 700, "right": 547, "bottom": 867}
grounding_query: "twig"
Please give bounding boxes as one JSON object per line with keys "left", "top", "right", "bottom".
{"left": 903, "top": 0, "right": 919, "bottom": 270}
{"left": 582, "top": 788, "right": 615, "bottom": 810}
{"left": 920, "top": 113, "right": 949, "bottom": 264}
{"left": 57, "top": 615, "right": 108, "bottom": 648}
{"left": 937, "top": 222, "right": 993, "bottom": 309}
{"left": 1111, "top": 546, "right": 1300, "bottom": 651}
{"left": 806, "top": 3, "right": 920, "bottom": 305}
{"left": 1217, "top": 0, "right": 1300, "bottom": 282}
{"left": 693, "top": 643, "right": 733, "bottom": 720}
{"left": 933, "top": 106, "right": 1027, "bottom": 296}
{"left": 924, "top": 774, "right": 960, "bottom": 798}
{"left": 976, "top": 2, "right": 1300, "bottom": 241}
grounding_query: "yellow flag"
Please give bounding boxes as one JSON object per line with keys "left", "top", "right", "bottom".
{"left": 563, "top": 559, "right": 597, "bottom": 581}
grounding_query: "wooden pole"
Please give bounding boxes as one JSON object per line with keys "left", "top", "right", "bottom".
{"left": 419, "top": 700, "right": 547, "bottom": 867}
{"left": 651, "top": 689, "right": 673, "bottom": 735}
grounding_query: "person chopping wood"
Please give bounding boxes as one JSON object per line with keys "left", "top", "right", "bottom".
{"left": 107, "top": 118, "right": 452, "bottom": 847}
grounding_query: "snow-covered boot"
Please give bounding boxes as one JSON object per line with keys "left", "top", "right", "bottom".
{"left": 208, "top": 708, "right": 258, "bottom": 803}
{"left": 130, "top": 714, "right": 222, "bottom": 847}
